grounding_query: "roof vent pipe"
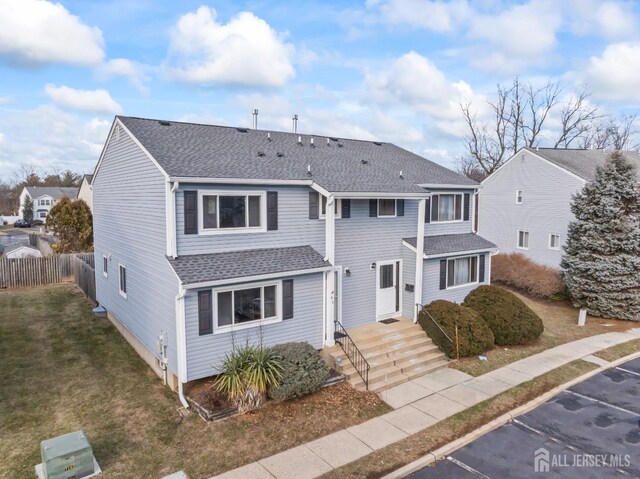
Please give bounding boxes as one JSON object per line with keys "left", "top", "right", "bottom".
{"left": 252, "top": 109, "right": 258, "bottom": 130}
{"left": 292, "top": 114, "right": 298, "bottom": 133}
{"left": 298, "top": 135, "right": 302, "bottom": 145}
{"left": 310, "top": 137, "right": 314, "bottom": 147}
{"left": 267, "top": 132, "right": 271, "bottom": 141}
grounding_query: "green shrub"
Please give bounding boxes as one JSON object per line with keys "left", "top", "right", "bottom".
{"left": 418, "top": 300, "right": 494, "bottom": 358}
{"left": 215, "top": 345, "right": 283, "bottom": 413}
{"left": 268, "top": 342, "right": 329, "bottom": 401}
{"left": 463, "top": 285, "right": 544, "bottom": 346}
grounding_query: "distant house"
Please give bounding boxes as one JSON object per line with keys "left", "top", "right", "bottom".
{"left": 19, "top": 186, "right": 79, "bottom": 220}
{"left": 77, "top": 175, "right": 93, "bottom": 212}
{"left": 3, "top": 244, "right": 42, "bottom": 259}
{"left": 478, "top": 147, "right": 640, "bottom": 268}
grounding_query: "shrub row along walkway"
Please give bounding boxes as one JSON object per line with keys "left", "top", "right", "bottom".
{"left": 212, "top": 327, "right": 640, "bottom": 479}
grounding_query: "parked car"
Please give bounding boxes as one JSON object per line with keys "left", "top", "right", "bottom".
{"left": 32, "top": 219, "right": 45, "bottom": 226}
{"left": 14, "top": 219, "right": 31, "bottom": 228}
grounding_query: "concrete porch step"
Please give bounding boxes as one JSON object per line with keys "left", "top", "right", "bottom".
{"left": 351, "top": 360, "right": 449, "bottom": 392}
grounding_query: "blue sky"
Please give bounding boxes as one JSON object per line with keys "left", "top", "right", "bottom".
{"left": 1, "top": 0, "right": 640, "bottom": 180}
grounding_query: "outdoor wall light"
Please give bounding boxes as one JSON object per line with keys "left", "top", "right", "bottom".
{"left": 370, "top": 263, "right": 376, "bottom": 270}
{"left": 344, "top": 268, "right": 351, "bottom": 277}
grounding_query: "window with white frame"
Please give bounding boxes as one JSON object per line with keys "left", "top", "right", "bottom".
{"left": 200, "top": 191, "right": 265, "bottom": 233}
{"left": 215, "top": 282, "right": 280, "bottom": 330}
{"left": 103, "top": 255, "right": 108, "bottom": 278}
{"left": 432, "top": 194, "right": 463, "bottom": 222}
{"left": 118, "top": 264, "right": 127, "bottom": 298}
{"left": 447, "top": 255, "right": 478, "bottom": 288}
{"left": 320, "top": 196, "right": 341, "bottom": 218}
{"left": 39, "top": 211, "right": 47, "bottom": 218}
{"left": 516, "top": 190, "right": 523, "bottom": 204}
{"left": 549, "top": 234, "right": 560, "bottom": 250}
{"left": 378, "top": 199, "right": 397, "bottom": 217}
{"left": 517, "top": 230, "right": 529, "bottom": 249}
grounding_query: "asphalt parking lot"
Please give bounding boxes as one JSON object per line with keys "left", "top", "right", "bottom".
{"left": 408, "top": 357, "right": 640, "bottom": 479}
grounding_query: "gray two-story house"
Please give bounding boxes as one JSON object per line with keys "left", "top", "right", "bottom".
{"left": 93, "top": 116, "right": 497, "bottom": 403}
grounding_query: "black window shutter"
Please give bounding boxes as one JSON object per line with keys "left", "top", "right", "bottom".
{"left": 431, "top": 195, "right": 439, "bottom": 222}
{"left": 479, "top": 254, "right": 485, "bottom": 283}
{"left": 267, "top": 191, "right": 278, "bottom": 230}
{"left": 309, "top": 192, "right": 319, "bottom": 219}
{"left": 369, "top": 199, "right": 378, "bottom": 217}
{"left": 397, "top": 199, "right": 404, "bottom": 216}
{"left": 439, "top": 259, "right": 447, "bottom": 290}
{"left": 425, "top": 198, "right": 431, "bottom": 223}
{"left": 282, "top": 279, "right": 294, "bottom": 320}
{"left": 184, "top": 191, "right": 198, "bottom": 234}
{"left": 463, "top": 193, "right": 471, "bottom": 221}
{"left": 341, "top": 199, "right": 351, "bottom": 218}
{"left": 198, "top": 290, "right": 213, "bottom": 335}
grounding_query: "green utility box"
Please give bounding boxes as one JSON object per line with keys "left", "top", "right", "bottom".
{"left": 40, "top": 430, "right": 95, "bottom": 479}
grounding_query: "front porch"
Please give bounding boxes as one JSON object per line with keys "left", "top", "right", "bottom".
{"left": 326, "top": 317, "right": 449, "bottom": 393}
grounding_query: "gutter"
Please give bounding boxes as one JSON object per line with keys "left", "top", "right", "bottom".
{"left": 175, "top": 286, "right": 189, "bottom": 409}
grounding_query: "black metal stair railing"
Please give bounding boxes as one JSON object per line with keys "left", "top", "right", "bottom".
{"left": 334, "top": 320, "right": 371, "bottom": 390}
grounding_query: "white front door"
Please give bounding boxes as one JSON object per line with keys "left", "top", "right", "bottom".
{"left": 376, "top": 260, "right": 400, "bottom": 320}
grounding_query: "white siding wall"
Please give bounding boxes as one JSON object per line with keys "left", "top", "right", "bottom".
{"left": 93, "top": 129, "right": 181, "bottom": 376}
{"left": 401, "top": 245, "right": 416, "bottom": 318}
{"left": 184, "top": 272, "right": 324, "bottom": 380}
{"left": 479, "top": 151, "right": 585, "bottom": 268}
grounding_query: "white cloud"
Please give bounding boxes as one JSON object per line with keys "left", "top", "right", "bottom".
{"left": 167, "top": 6, "right": 295, "bottom": 87}
{"left": 0, "top": 105, "right": 109, "bottom": 176}
{"left": 44, "top": 84, "right": 123, "bottom": 114}
{"left": 585, "top": 42, "right": 640, "bottom": 102}
{"left": 569, "top": 1, "right": 637, "bottom": 39}
{"left": 95, "top": 58, "right": 150, "bottom": 94}
{"left": 0, "top": 96, "right": 11, "bottom": 105}
{"left": 0, "top": 0, "right": 104, "bottom": 66}
{"left": 369, "top": 0, "right": 471, "bottom": 33}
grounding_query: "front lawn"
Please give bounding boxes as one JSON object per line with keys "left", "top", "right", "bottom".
{"left": 0, "top": 284, "right": 389, "bottom": 479}
{"left": 451, "top": 288, "right": 637, "bottom": 376}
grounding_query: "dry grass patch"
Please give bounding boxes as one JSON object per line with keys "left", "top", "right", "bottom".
{"left": 0, "top": 284, "right": 389, "bottom": 479}
{"left": 594, "top": 338, "right": 640, "bottom": 362}
{"left": 321, "top": 360, "right": 597, "bottom": 479}
{"left": 452, "top": 288, "right": 636, "bottom": 376}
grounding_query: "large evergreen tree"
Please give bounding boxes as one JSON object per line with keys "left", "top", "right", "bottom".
{"left": 46, "top": 198, "right": 93, "bottom": 253}
{"left": 561, "top": 152, "right": 640, "bottom": 320}
{"left": 22, "top": 196, "right": 34, "bottom": 222}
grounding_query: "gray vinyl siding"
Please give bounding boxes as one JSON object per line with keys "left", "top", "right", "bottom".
{"left": 175, "top": 184, "right": 325, "bottom": 256}
{"left": 401, "top": 245, "right": 416, "bottom": 318}
{"left": 93, "top": 128, "right": 181, "bottom": 375}
{"left": 478, "top": 151, "right": 585, "bottom": 268}
{"left": 184, "top": 272, "right": 324, "bottom": 381}
{"left": 336, "top": 199, "right": 420, "bottom": 328}
{"left": 426, "top": 189, "right": 475, "bottom": 236}
{"left": 422, "top": 253, "right": 492, "bottom": 305}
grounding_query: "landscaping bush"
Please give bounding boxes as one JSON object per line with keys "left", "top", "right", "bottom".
{"left": 269, "top": 342, "right": 329, "bottom": 401}
{"left": 463, "top": 285, "right": 544, "bottom": 346}
{"left": 418, "top": 300, "right": 494, "bottom": 358}
{"left": 491, "top": 253, "right": 566, "bottom": 299}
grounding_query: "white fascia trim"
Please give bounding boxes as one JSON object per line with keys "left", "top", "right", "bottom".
{"left": 402, "top": 240, "right": 419, "bottom": 254}
{"left": 171, "top": 177, "right": 314, "bottom": 186}
{"left": 332, "top": 192, "right": 430, "bottom": 199}
{"left": 310, "top": 182, "right": 331, "bottom": 197}
{"left": 93, "top": 117, "right": 170, "bottom": 184}
{"left": 423, "top": 247, "right": 499, "bottom": 260}
{"left": 182, "top": 266, "right": 334, "bottom": 290}
{"left": 419, "top": 184, "right": 480, "bottom": 190}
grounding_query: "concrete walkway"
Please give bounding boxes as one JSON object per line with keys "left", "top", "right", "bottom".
{"left": 212, "top": 328, "right": 640, "bottom": 479}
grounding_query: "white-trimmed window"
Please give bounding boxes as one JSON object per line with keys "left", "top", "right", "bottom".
{"left": 549, "top": 234, "right": 560, "bottom": 250}
{"left": 517, "top": 230, "right": 529, "bottom": 250}
{"left": 516, "top": 190, "right": 523, "bottom": 204}
{"left": 103, "top": 255, "right": 108, "bottom": 278}
{"left": 199, "top": 191, "right": 266, "bottom": 234}
{"left": 214, "top": 281, "right": 281, "bottom": 332}
{"left": 432, "top": 194, "right": 463, "bottom": 222}
{"left": 378, "top": 199, "right": 397, "bottom": 217}
{"left": 118, "top": 264, "right": 127, "bottom": 298}
{"left": 320, "top": 196, "right": 341, "bottom": 219}
{"left": 39, "top": 211, "right": 47, "bottom": 218}
{"left": 446, "top": 255, "right": 478, "bottom": 289}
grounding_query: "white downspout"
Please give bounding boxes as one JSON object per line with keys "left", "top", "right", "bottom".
{"left": 324, "top": 195, "right": 336, "bottom": 346}
{"left": 175, "top": 286, "right": 189, "bottom": 409}
{"left": 414, "top": 199, "right": 426, "bottom": 322}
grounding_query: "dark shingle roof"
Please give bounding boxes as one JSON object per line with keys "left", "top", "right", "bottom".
{"left": 404, "top": 233, "right": 497, "bottom": 257}
{"left": 527, "top": 148, "right": 640, "bottom": 181}
{"left": 167, "top": 245, "right": 330, "bottom": 285}
{"left": 25, "top": 186, "right": 78, "bottom": 200}
{"left": 118, "top": 116, "right": 477, "bottom": 194}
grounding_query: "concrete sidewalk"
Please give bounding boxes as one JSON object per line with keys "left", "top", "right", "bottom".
{"left": 212, "top": 328, "right": 640, "bottom": 479}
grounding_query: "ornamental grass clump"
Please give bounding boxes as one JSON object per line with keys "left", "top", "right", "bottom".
{"left": 215, "top": 345, "right": 283, "bottom": 413}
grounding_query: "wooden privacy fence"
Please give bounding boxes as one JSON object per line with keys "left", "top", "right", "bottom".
{"left": 0, "top": 253, "right": 96, "bottom": 303}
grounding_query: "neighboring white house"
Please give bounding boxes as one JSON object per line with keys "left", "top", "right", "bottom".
{"left": 77, "top": 174, "right": 93, "bottom": 212}
{"left": 479, "top": 147, "right": 640, "bottom": 268}
{"left": 19, "top": 186, "right": 79, "bottom": 220}
{"left": 3, "top": 244, "right": 42, "bottom": 259}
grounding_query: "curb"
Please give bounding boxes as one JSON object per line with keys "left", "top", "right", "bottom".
{"left": 381, "top": 349, "right": 640, "bottom": 479}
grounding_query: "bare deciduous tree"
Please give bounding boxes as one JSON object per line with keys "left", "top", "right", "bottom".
{"left": 577, "top": 114, "right": 639, "bottom": 151}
